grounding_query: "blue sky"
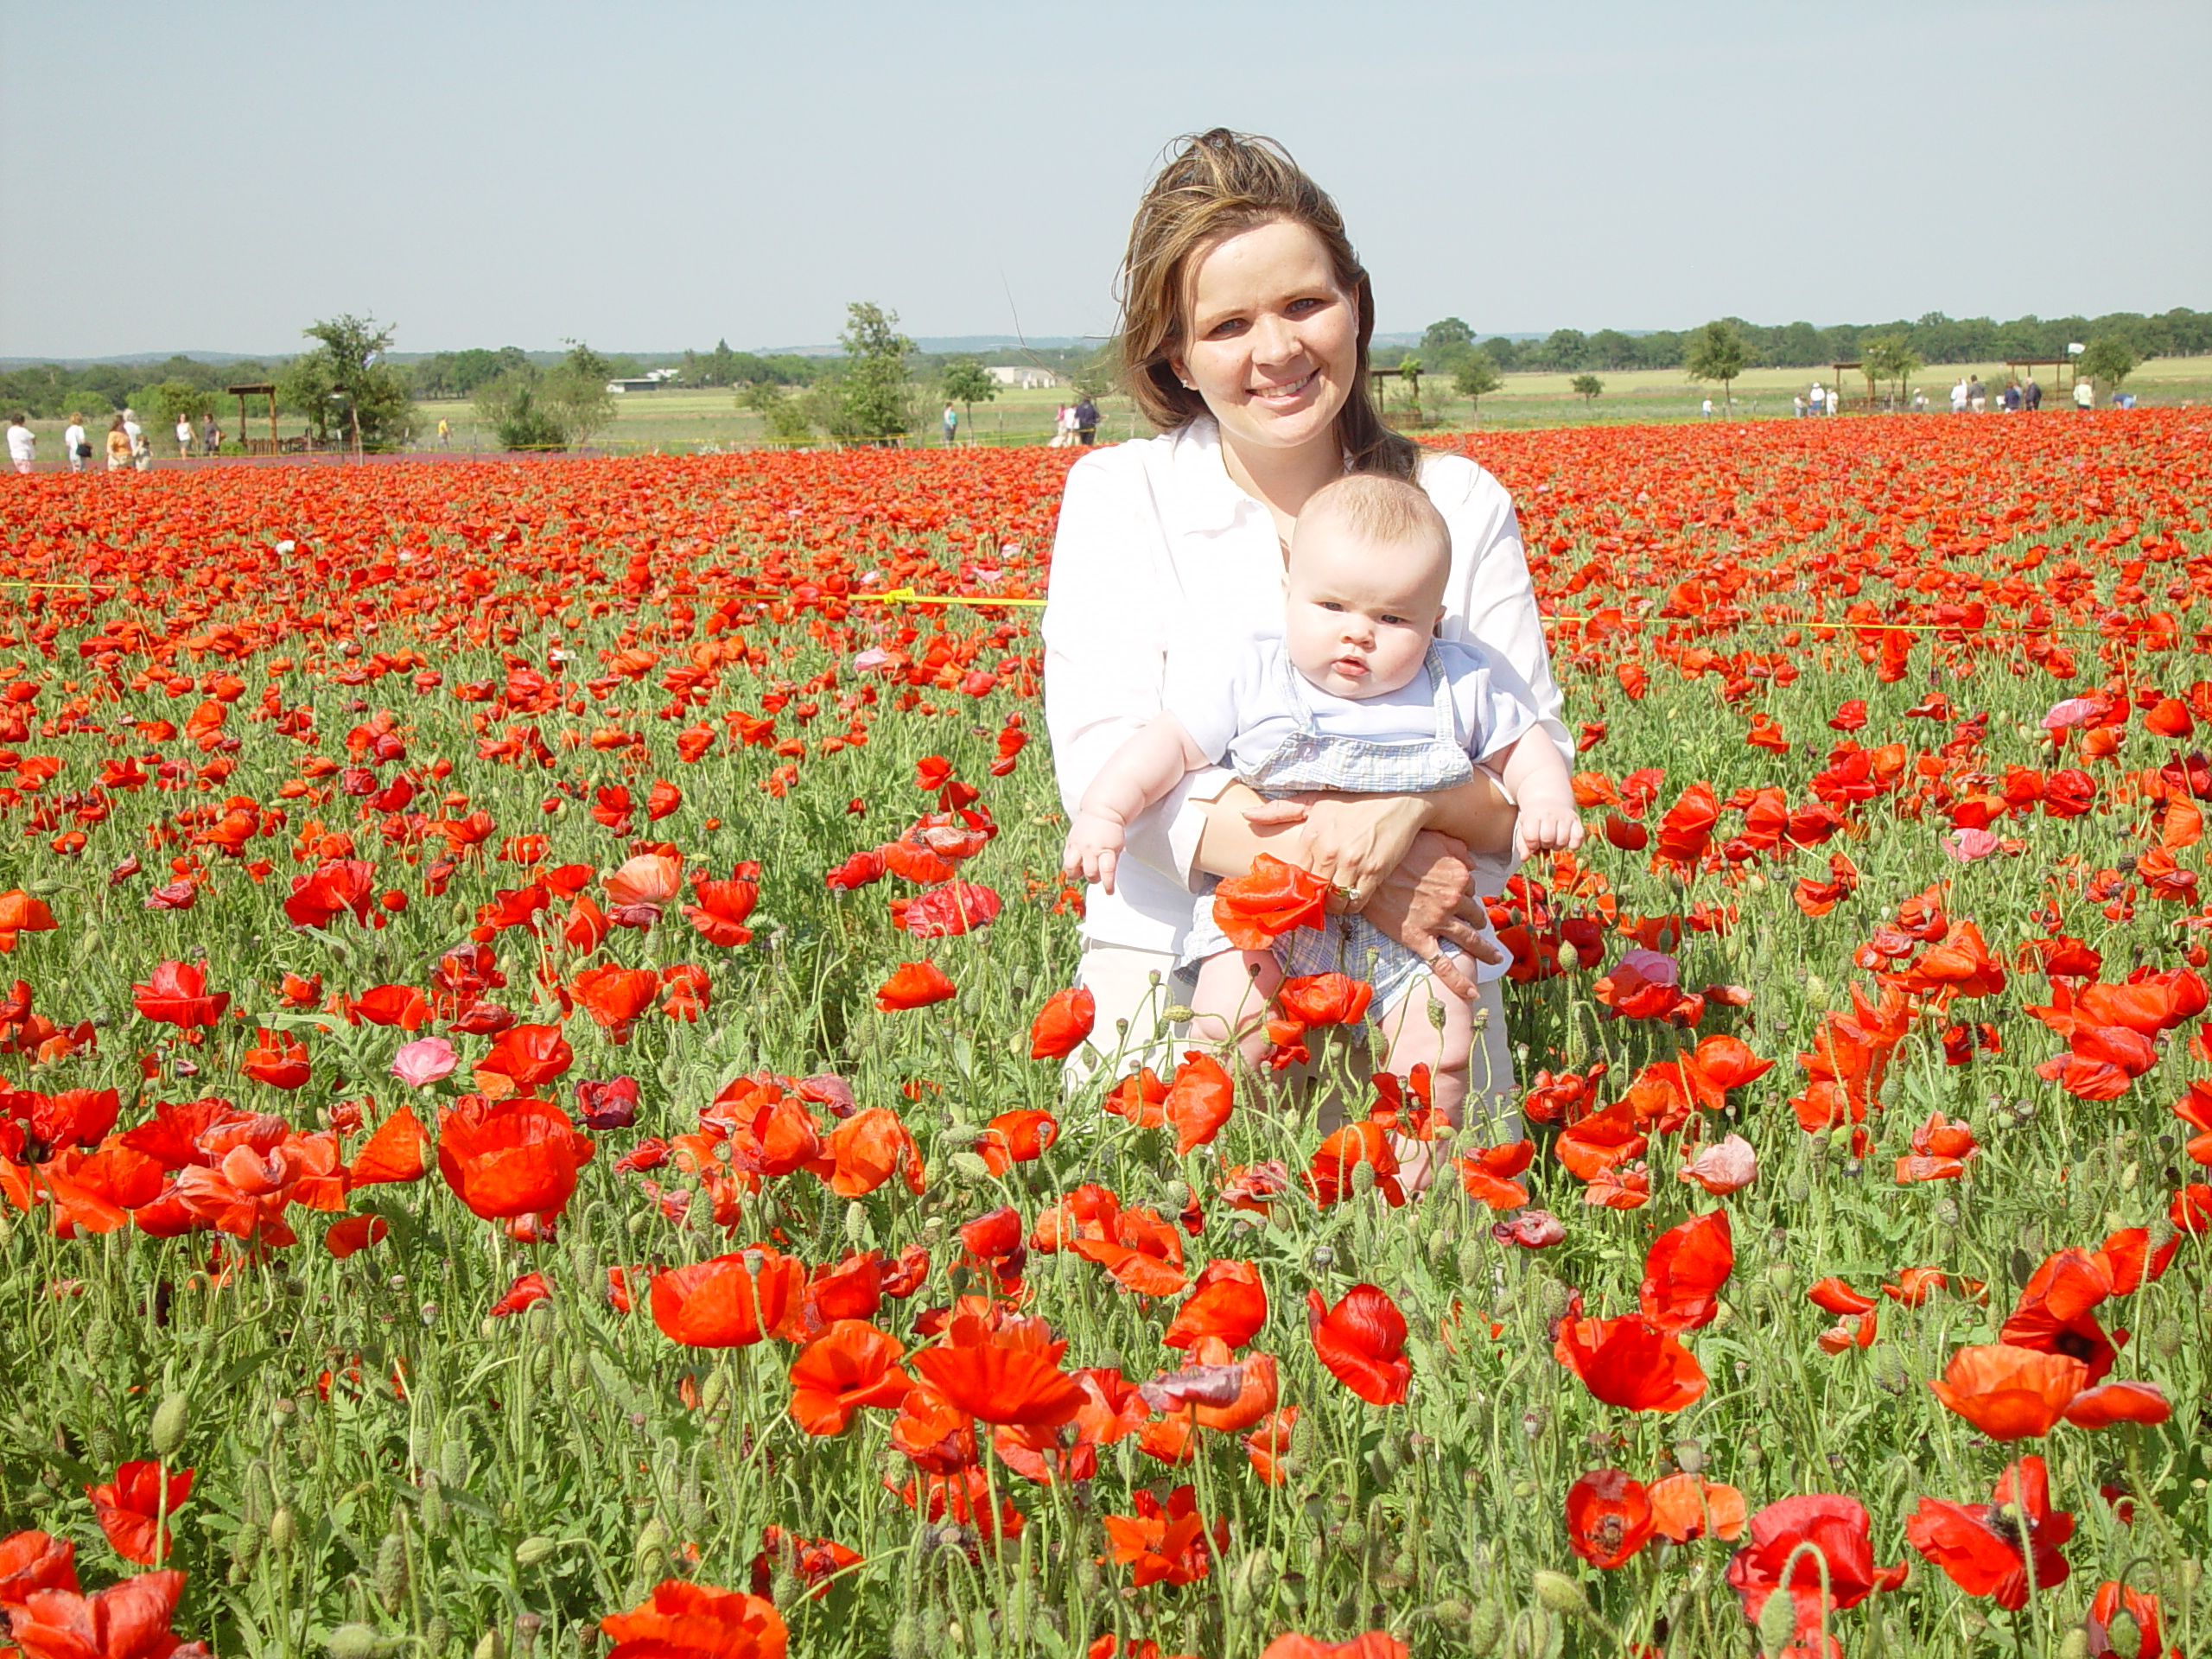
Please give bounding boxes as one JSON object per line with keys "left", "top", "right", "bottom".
{"left": 2, "top": 0, "right": 2205, "bottom": 358}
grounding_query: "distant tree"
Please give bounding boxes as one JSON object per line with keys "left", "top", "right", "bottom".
{"left": 149, "top": 380, "right": 205, "bottom": 426}
{"left": 1478, "top": 336, "right": 1523, "bottom": 373}
{"left": 1586, "top": 329, "right": 1637, "bottom": 371}
{"left": 838, "top": 302, "right": 913, "bottom": 442}
{"left": 541, "top": 341, "right": 619, "bottom": 447}
{"left": 1452, "top": 352, "right": 1503, "bottom": 417}
{"left": 1541, "top": 329, "right": 1589, "bottom": 372}
{"left": 941, "top": 358, "right": 998, "bottom": 434}
{"left": 474, "top": 369, "right": 565, "bottom": 451}
{"left": 1070, "top": 347, "right": 1119, "bottom": 403}
{"left": 1397, "top": 354, "right": 1423, "bottom": 424}
{"left": 1685, "top": 321, "right": 1748, "bottom": 410}
{"left": 1861, "top": 334, "right": 1923, "bottom": 404}
{"left": 280, "top": 314, "right": 412, "bottom": 447}
{"left": 741, "top": 381, "right": 816, "bottom": 443}
{"left": 2078, "top": 334, "right": 2141, "bottom": 391}
{"left": 1569, "top": 373, "right": 1604, "bottom": 409}
{"left": 1421, "top": 318, "right": 1474, "bottom": 371}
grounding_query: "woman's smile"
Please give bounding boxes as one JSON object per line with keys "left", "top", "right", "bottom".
{"left": 1248, "top": 370, "right": 1318, "bottom": 404}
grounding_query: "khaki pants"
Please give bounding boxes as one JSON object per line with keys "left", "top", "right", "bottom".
{"left": 1069, "top": 938, "right": 1521, "bottom": 1140}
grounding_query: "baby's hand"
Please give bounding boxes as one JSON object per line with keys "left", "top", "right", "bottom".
{"left": 1512, "top": 798, "right": 1585, "bottom": 862}
{"left": 1242, "top": 799, "right": 1310, "bottom": 827}
{"left": 1063, "top": 810, "right": 1128, "bottom": 894}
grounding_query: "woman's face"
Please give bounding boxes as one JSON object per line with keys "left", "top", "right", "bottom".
{"left": 1174, "top": 218, "right": 1358, "bottom": 461}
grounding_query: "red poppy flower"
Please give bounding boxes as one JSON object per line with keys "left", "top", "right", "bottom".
{"left": 436, "top": 1096, "right": 594, "bottom": 1222}
{"left": 1102, "top": 1067, "right": 1168, "bottom": 1128}
{"left": 810, "top": 1108, "right": 924, "bottom": 1197}
{"left": 1454, "top": 1136, "right": 1534, "bottom": 1209}
{"left": 478, "top": 1023, "right": 575, "bottom": 1087}
{"left": 909, "top": 1315, "right": 1085, "bottom": 1427}
{"left": 1276, "top": 972, "right": 1372, "bottom": 1027}
{"left": 1256, "top": 1636, "right": 1406, "bottom": 1659}
{"left": 1906, "top": 1454, "right": 2073, "bottom": 1611}
{"left": 1726, "top": 1493, "right": 1906, "bottom": 1647}
{"left": 570, "top": 964, "right": 662, "bottom": 1044}
{"left": 1164, "top": 1050, "right": 1233, "bottom": 1154}
{"left": 1162, "top": 1258, "right": 1267, "bottom": 1351}
{"left": 1999, "top": 1247, "right": 2119, "bottom": 1381}
{"left": 1306, "top": 1121, "right": 1402, "bottom": 1207}
{"left": 349, "top": 1105, "right": 429, "bottom": 1186}
{"left": 130, "top": 961, "right": 228, "bottom": 1029}
{"left": 1564, "top": 1468, "right": 1654, "bottom": 1568}
{"left": 975, "top": 1108, "right": 1057, "bottom": 1175}
{"left": 1306, "top": 1284, "right": 1409, "bottom": 1406}
{"left": 890, "top": 881, "right": 1001, "bottom": 938}
{"left": 1553, "top": 1297, "right": 1707, "bottom": 1413}
{"left": 5, "top": 1568, "right": 207, "bottom": 1659}
{"left": 1638, "top": 1209, "right": 1732, "bottom": 1334}
{"left": 1211, "top": 854, "right": 1327, "bottom": 948}
{"left": 0, "top": 1527, "right": 78, "bottom": 1603}
{"left": 600, "top": 1580, "right": 787, "bottom": 1659}
{"left": 1101, "top": 1484, "right": 1224, "bottom": 1586}
{"left": 2061, "top": 1379, "right": 2171, "bottom": 1428}
{"left": 787, "top": 1319, "right": 913, "bottom": 1434}
{"left": 2084, "top": 1579, "right": 2168, "bottom": 1658}
{"left": 1069, "top": 1205, "right": 1188, "bottom": 1295}
{"left": 323, "top": 1214, "right": 389, "bottom": 1258}
{"left": 1928, "top": 1344, "right": 2090, "bottom": 1440}
{"left": 1648, "top": 1473, "right": 1745, "bottom": 1542}
{"left": 85, "top": 1463, "right": 193, "bottom": 1566}
{"left": 1027, "top": 987, "right": 1095, "bottom": 1059}
{"left": 0, "top": 891, "right": 57, "bottom": 954}
{"left": 488, "top": 1271, "right": 551, "bottom": 1319}
{"left": 652, "top": 1249, "right": 804, "bottom": 1348}
{"left": 875, "top": 960, "right": 955, "bottom": 1011}
{"left": 239, "top": 1029, "right": 311, "bottom": 1091}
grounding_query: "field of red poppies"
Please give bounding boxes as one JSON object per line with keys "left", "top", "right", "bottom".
{"left": 0, "top": 410, "right": 2208, "bottom": 1659}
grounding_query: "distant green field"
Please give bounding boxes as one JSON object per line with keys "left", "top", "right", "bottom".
{"left": 12, "top": 357, "right": 2207, "bottom": 461}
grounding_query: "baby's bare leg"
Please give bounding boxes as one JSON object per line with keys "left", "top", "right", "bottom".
{"left": 1188, "top": 949, "right": 1284, "bottom": 1071}
{"left": 1376, "top": 968, "right": 1474, "bottom": 1194}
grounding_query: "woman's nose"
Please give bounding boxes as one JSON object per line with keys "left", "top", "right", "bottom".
{"left": 1249, "top": 312, "right": 1300, "bottom": 365}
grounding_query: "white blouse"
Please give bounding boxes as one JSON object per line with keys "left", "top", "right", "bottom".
{"left": 1042, "top": 416, "right": 1570, "bottom": 954}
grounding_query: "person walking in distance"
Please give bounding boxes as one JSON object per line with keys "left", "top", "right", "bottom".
{"left": 943, "top": 402, "right": 958, "bottom": 448}
{"left": 438, "top": 416, "right": 451, "bottom": 446}
{"left": 2024, "top": 375, "right": 2042, "bottom": 411}
{"left": 199, "top": 410, "right": 219, "bottom": 455}
{"left": 175, "top": 412, "right": 194, "bottom": 460}
{"left": 6, "top": 415, "right": 35, "bottom": 475}
{"left": 1075, "top": 393, "right": 1101, "bottom": 446}
{"left": 105, "top": 416, "right": 131, "bottom": 471}
{"left": 2075, "top": 377, "right": 2094, "bottom": 411}
{"left": 124, "top": 408, "right": 150, "bottom": 471}
{"left": 62, "top": 412, "right": 88, "bottom": 474}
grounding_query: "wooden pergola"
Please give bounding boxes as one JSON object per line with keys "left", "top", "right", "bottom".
{"left": 2004, "top": 359, "right": 2075, "bottom": 399}
{"left": 226, "top": 383, "right": 279, "bottom": 451}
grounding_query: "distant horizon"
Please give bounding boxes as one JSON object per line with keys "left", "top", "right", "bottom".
{"left": 5, "top": 304, "right": 2202, "bottom": 373}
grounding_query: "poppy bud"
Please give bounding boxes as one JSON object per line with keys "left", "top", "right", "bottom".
{"left": 1163, "top": 1004, "right": 1197, "bottom": 1023}
{"left": 473, "top": 1629, "right": 504, "bottom": 1659}
{"left": 421, "top": 1476, "right": 447, "bottom": 1535}
{"left": 269, "top": 1506, "right": 298, "bottom": 1554}
{"left": 374, "top": 1529, "right": 408, "bottom": 1615}
{"left": 1556, "top": 940, "right": 1580, "bottom": 971}
{"left": 1673, "top": 1438, "right": 1705, "bottom": 1475}
{"left": 1337, "top": 1520, "right": 1368, "bottom": 1554}
{"left": 425, "top": 1620, "right": 450, "bottom": 1659}
{"left": 683, "top": 1187, "right": 714, "bottom": 1233}
{"left": 1756, "top": 1580, "right": 1800, "bottom": 1654}
{"left": 844, "top": 1201, "right": 871, "bottom": 1247}
{"left": 950, "top": 1151, "right": 992, "bottom": 1182}
{"left": 632, "top": 1516, "right": 669, "bottom": 1569}
{"left": 441, "top": 1438, "right": 471, "bottom": 1488}
{"left": 514, "top": 1536, "right": 559, "bottom": 1567}
{"left": 150, "top": 1389, "right": 190, "bottom": 1458}
{"left": 1465, "top": 1599, "right": 1503, "bottom": 1656}
{"left": 1532, "top": 1570, "right": 1589, "bottom": 1617}
{"left": 328, "top": 1625, "right": 381, "bottom": 1659}
{"left": 889, "top": 1615, "right": 923, "bottom": 1659}
{"left": 1351, "top": 1160, "right": 1376, "bottom": 1196}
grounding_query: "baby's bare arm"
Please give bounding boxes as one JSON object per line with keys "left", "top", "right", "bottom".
{"left": 1495, "top": 736, "right": 1584, "bottom": 857}
{"left": 1063, "top": 714, "right": 1210, "bottom": 893}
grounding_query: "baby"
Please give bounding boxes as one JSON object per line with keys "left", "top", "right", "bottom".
{"left": 1063, "top": 473, "right": 1580, "bottom": 1125}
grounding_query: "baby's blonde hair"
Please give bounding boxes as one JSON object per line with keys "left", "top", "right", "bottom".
{"left": 1300, "top": 473, "right": 1446, "bottom": 550}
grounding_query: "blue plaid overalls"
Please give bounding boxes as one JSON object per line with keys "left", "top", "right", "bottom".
{"left": 1179, "top": 641, "right": 1492, "bottom": 1011}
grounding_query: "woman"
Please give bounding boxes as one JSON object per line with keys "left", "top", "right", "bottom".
{"left": 105, "top": 416, "right": 132, "bottom": 473}
{"left": 1041, "top": 130, "right": 1570, "bottom": 1127}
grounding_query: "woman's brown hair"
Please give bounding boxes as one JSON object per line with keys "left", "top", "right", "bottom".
{"left": 1118, "top": 128, "right": 1418, "bottom": 481}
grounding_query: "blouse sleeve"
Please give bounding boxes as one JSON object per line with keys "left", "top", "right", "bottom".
{"left": 1042, "top": 454, "right": 1225, "bottom": 892}
{"left": 1432, "top": 458, "right": 1574, "bottom": 768}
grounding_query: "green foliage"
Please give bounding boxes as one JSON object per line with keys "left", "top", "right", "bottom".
{"left": 280, "top": 315, "right": 412, "bottom": 446}
{"left": 741, "top": 380, "right": 816, "bottom": 443}
{"left": 1861, "top": 334, "right": 1923, "bottom": 402}
{"left": 148, "top": 380, "right": 208, "bottom": 427}
{"left": 413, "top": 348, "right": 530, "bottom": 400}
{"left": 1685, "top": 321, "right": 1749, "bottom": 408}
{"left": 1538, "top": 329, "right": 1589, "bottom": 372}
{"left": 1069, "top": 348, "right": 1119, "bottom": 404}
{"left": 2079, "top": 334, "right": 2142, "bottom": 390}
{"left": 542, "top": 342, "right": 620, "bottom": 448}
{"left": 1452, "top": 351, "right": 1503, "bottom": 410}
{"left": 837, "top": 302, "right": 913, "bottom": 442}
{"left": 1421, "top": 317, "right": 1474, "bottom": 365}
{"left": 939, "top": 358, "right": 997, "bottom": 431}
{"left": 472, "top": 370, "right": 567, "bottom": 451}
{"left": 1568, "top": 372, "right": 1604, "bottom": 406}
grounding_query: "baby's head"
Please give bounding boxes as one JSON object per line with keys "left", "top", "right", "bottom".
{"left": 1283, "top": 474, "right": 1451, "bottom": 700}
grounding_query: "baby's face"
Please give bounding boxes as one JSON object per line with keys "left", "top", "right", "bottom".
{"left": 1282, "top": 521, "right": 1446, "bottom": 700}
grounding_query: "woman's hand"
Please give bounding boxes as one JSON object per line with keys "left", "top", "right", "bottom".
{"left": 1260, "top": 794, "right": 1432, "bottom": 908}
{"left": 1360, "top": 830, "right": 1503, "bottom": 1001}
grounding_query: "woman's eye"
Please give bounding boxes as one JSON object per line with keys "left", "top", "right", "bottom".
{"left": 1205, "top": 318, "right": 1245, "bottom": 340}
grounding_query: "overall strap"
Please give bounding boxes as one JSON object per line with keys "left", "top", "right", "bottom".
{"left": 1423, "top": 644, "right": 1462, "bottom": 748}
{"left": 1274, "top": 641, "right": 1323, "bottom": 735}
